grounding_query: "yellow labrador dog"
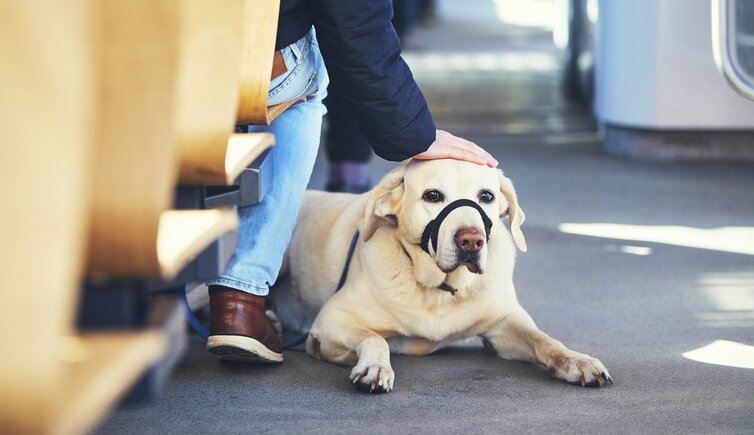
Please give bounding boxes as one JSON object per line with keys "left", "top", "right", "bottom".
{"left": 273, "top": 158, "right": 611, "bottom": 393}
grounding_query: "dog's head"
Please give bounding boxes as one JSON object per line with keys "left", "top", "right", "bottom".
{"left": 363, "top": 159, "right": 526, "bottom": 275}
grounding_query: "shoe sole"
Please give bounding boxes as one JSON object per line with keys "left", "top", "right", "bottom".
{"left": 206, "top": 335, "right": 284, "bottom": 364}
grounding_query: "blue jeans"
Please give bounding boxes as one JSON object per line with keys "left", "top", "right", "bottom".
{"left": 207, "top": 28, "right": 328, "bottom": 295}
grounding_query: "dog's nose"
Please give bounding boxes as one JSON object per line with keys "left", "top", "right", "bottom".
{"left": 454, "top": 228, "right": 484, "bottom": 253}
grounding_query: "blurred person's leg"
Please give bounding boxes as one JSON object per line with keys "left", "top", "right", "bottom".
{"left": 392, "top": 0, "right": 420, "bottom": 43}
{"left": 205, "top": 27, "right": 329, "bottom": 363}
{"left": 419, "top": 0, "right": 437, "bottom": 24}
{"left": 322, "top": 0, "right": 423, "bottom": 195}
{"left": 324, "top": 92, "right": 373, "bottom": 193}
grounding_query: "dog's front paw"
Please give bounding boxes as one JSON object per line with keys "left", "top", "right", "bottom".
{"left": 350, "top": 362, "right": 394, "bottom": 394}
{"left": 547, "top": 350, "right": 613, "bottom": 387}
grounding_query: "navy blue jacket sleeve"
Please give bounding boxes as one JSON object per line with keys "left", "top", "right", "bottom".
{"left": 309, "top": 0, "right": 436, "bottom": 161}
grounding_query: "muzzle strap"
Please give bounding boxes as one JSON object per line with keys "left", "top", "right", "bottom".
{"left": 419, "top": 199, "right": 493, "bottom": 255}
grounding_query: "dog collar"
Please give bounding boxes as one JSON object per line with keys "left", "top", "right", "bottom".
{"left": 419, "top": 199, "right": 493, "bottom": 255}
{"left": 438, "top": 281, "right": 458, "bottom": 296}
{"left": 401, "top": 241, "right": 460, "bottom": 297}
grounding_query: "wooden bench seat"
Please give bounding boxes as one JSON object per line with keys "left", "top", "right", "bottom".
{"left": 179, "top": 131, "right": 274, "bottom": 186}
{"left": 55, "top": 332, "right": 166, "bottom": 434}
{"left": 157, "top": 209, "right": 238, "bottom": 278}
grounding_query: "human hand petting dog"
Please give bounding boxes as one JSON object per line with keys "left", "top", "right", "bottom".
{"left": 414, "top": 129, "right": 498, "bottom": 168}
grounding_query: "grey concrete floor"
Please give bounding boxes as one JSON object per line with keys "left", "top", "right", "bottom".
{"left": 97, "top": 1, "right": 754, "bottom": 433}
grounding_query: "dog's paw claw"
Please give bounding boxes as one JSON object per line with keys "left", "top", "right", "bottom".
{"left": 350, "top": 363, "right": 394, "bottom": 394}
{"left": 548, "top": 350, "right": 612, "bottom": 388}
{"left": 354, "top": 379, "right": 388, "bottom": 394}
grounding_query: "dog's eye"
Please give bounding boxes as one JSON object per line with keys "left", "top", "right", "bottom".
{"left": 422, "top": 189, "right": 444, "bottom": 203}
{"left": 479, "top": 190, "right": 495, "bottom": 203}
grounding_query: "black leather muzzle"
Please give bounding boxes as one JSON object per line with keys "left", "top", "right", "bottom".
{"left": 419, "top": 199, "right": 493, "bottom": 255}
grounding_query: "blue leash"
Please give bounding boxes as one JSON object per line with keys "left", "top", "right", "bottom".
{"left": 178, "top": 229, "right": 361, "bottom": 349}
{"left": 335, "top": 230, "right": 360, "bottom": 294}
{"left": 177, "top": 285, "right": 210, "bottom": 340}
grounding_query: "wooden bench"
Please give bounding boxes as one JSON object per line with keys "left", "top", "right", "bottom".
{"left": 0, "top": 1, "right": 265, "bottom": 432}
{"left": 174, "top": 0, "right": 277, "bottom": 209}
{"left": 0, "top": 2, "right": 170, "bottom": 434}
{"left": 82, "top": 0, "right": 244, "bottom": 413}
{"left": 86, "top": 1, "right": 239, "bottom": 280}
{"left": 0, "top": 0, "right": 289, "bottom": 431}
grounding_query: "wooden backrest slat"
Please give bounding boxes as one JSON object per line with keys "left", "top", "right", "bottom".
{"left": 175, "top": 0, "right": 245, "bottom": 185}
{"left": 236, "top": 0, "right": 281, "bottom": 125}
{"left": 87, "top": 0, "right": 181, "bottom": 276}
{"left": 0, "top": 1, "right": 96, "bottom": 432}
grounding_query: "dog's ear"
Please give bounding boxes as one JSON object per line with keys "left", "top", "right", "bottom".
{"left": 498, "top": 170, "right": 527, "bottom": 252}
{"left": 362, "top": 161, "right": 410, "bottom": 242}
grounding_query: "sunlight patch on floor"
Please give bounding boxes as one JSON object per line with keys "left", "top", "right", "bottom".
{"left": 603, "top": 244, "right": 652, "bottom": 256}
{"left": 699, "top": 273, "right": 754, "bottom": 312}
{"left": 696, "top": 272, "right": 754, "bottom": 328}
{"left": 683, "top": 340, "right": 754, "bottom": 370}
{"left": 558, "top": 223, "right": 754, "bottom": 256}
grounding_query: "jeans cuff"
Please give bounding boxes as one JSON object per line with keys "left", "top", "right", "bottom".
{"left": 205, "top": 277, "right": 270, "bottom": 296}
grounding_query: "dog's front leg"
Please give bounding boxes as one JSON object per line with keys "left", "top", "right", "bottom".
{"left": 348, "top": 333, "right": 394, "bottom": 393}
{"left": 307, "top": 319, "right": 394, "bottom": 394}
{"left": 483, "top": 308, "right": 612, "bottom": 387}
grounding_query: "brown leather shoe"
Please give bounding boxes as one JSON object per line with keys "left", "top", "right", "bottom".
{"left": 206, "top": 286, "right": 283, "bottom": 363}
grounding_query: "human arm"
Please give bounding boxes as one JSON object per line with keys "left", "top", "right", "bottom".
{"left": 415, "top": 130, "right": 498, "bottom": 167}
{"left": 310, "top": 0, "right": 496, "bottom": 167}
